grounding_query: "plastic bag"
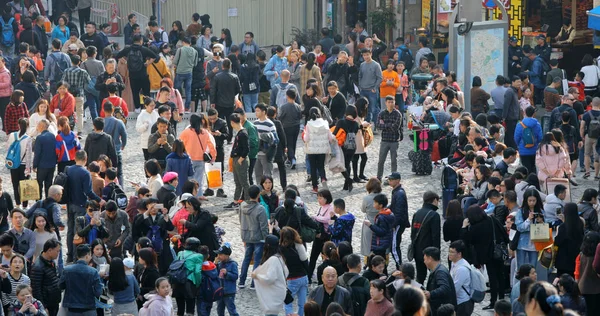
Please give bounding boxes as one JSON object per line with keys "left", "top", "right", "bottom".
{"left": 205, "top": 162, "right": 223, "bottom": 189}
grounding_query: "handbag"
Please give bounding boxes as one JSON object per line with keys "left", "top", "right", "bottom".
{"left": 490, "top": 217, "right": 508, "bottom": 261}
{"left": 294, "top": 208, "right": 316, "bottom": 243}
{"left": 538, "top": 243, "right": 558, "bottom": 269}
{"left": 407, "top": 210, "right": 433, "bottom": 261}
{"left": 277, "top": 255, "right": 294, "bottom": 304}
{"left": 530, "top": 222, "right": 551, "bottom": 242}
{"left": 196, "top": 132, "right": 213, "bottom": 162}
{"left": 19, "top": 179, "right": 40, "bottom": 202}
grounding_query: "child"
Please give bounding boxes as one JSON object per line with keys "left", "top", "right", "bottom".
{"left": 395, "top": 61, "right": 409, "bottom": 113}
{"left": 101, "top": 167, "right": 120, "bottom": 202}
{"left": 197, "top": 246, "right": 218, "bottom": 315}
{"left": 449, "top": 106, "right": 461, "bottom": 136}
{"left": 380, "top": 60, "right": 400, "bottom": 110}
{"left": 139, "top": 277, "right": 173, "bottom": 316}
{"left": 487, "top": 113, "right": 505, "bottom": 144}
{"left": 519, "top": 88, "right": 532, "bottom": 115}
{"left": 11, "top": 284, "right": 46, "bottom": 316}
{"left": 173, "top": 238, "right": 203, "bottom": 316}
{"left": 215, "top": 243, "right": 239, "bottom": 316}
{"left": 212, "top": 214, "right": 225, "bottom": 246}
{"left": 364, "top": 194, "right": 394, "bottom": 274}
{"left": 328, "top": 199, "right": 356, "bottom": 246}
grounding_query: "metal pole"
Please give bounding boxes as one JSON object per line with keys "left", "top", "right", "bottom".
{"left": 429, "top": 0, "right": 434, "bottom": 42}
{"left": 402, "top": 0, "right": 406, "bottom": 37}
{"left": 304, "top": 0, "right": 308, "bottom": 29}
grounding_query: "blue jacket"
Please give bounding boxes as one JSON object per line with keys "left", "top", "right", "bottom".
{"left": 165, "top": 152, "right": 193, "bottom": 195}
{"left": 370, "top": 209, "right": 395, "bottom": 252}
{"left": 263, "top": 55, "right": 288, "bottom": 87}
{"left": 514, "top": 117, "right": 543, "bottom": 156}
{"left": 391, "top": 185, "right": 410, "bottom": 228}
{"left": 111, "top": 273, "right": 139, "bottom": 304}
{"left": 66, "top": 165, "right": 101, "bottom": 207}
{"left": 103, "top": 116, "right": 127, "bottom": 152}
{"left": 328, "top": 213, "right": 356, "bottom": 246}
{"left": 217, "top": 259, "right": 239, "bottom": 295}
{"left": 51, "top": 27, "right": 70, "bottom": 44}
{"left": 60, "top": 260, "right": 103, "bottom": 309}
{"left": 33, "top": 130, "right": 57, "bottom": 169}
{"left": 239, "top": 63, "right": 261, "bottom": 94}
{"left": 530, "top": 57, "right": 546, "bottom": 89}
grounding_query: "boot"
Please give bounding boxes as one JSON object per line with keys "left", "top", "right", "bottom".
{"left": 204, "top": 188, "right": 214, "bottom": 196}
{"left": 217, "top": 189, "right": 228, "bottom": 198}
{"left": 347, "top": 179, "right": 353, "bottom": 192}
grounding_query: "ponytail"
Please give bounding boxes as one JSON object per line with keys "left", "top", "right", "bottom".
{"left": 322, "top": 241, "right": 340, "bottom": 263}
{"left": 283, "top": 198, "right": 295, "bottom": 214}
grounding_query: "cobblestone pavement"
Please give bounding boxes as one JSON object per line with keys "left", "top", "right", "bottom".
{"left": 0, "top": 114, "right": 596, "bottom": 316}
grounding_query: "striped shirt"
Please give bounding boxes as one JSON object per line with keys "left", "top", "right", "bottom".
{"left": 1, "top": 273, "right": 30, "bottom": 306}
{"left": 254, "top": 118, "right": 278, "bottom": 154}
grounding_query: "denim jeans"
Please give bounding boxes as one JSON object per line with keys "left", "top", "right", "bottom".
{"left": 242, "top": 93, "right": 259, "bottom": 112}
{"left": 84, "top": 92, "right": 100, "bottom": 120}
{"left": 196, "top": 299, "right": 213, "bottom": 316}
{"left": 360, "top": 89, "right": 379, "bottom": 123}
{"left": 175, "top": 72, "right": 193, "bottom": 110}
{"left": 116, "top": 150, "right": 123, "bottom": 185}
{"left": 191, "top": 160, "right": 206, "bottom": 196}
{"left": 516, "top": 249, "right": 538, "bottom": 268}
{"left": 217, "top": 295, "right": 239, "bottom": 316}
{"left": 285, "top": 276, "right": 308, "bottom": 316}
{"left": 239, "top": 242, "right": 264, "bottom": 287}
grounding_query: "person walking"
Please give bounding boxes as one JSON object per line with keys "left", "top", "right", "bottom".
{"left": 410, "top": 191, "right": 441, "bottom": 284}
{"left": 280, "top": 227, "right": 310, "bottom": 316}
{"left": 423, "top": 247, "right": 457, "bottom": 316}
{"left": 515, "top": 106, "right": 543, "bottom": 174}
{"left": 358, "top": 49, "right": 383, "bottom": 124}
{"left": 30, "top": 239, "right": 62, "bottom": 316}
{"left": 376, "top": 96, "right": 402, "bottom": 180}
{"left": 251, "top": 235, "right": 288, "bottom": 316}
{"left": 210, "top": 59, "right": 241, "bottom": 140}
{"left": 238, "top": 185, "right": 269, "bottom": 289}
{"left": 179, "top": 114, "right": 216, "bottom": 199}
{"left": 239, "top": 52, "right": 261, "bottom": 112}
{"left": 503, "top": 76, "right": 521, "bottom": 149}
{"left": 54, "top": 116, "right": 80, "bottom": 173}
{"left": 447, "top": 241, "right": 473, "bottom": 315}
{"left": 173, "top": 37, "right": 198, "bottom": 112}
{"left": 33, "top": 119, "right": 57, "bottom": 198}
{"left": 60, "top": 244, "right": 103, "bottom": 316}
{"left": 61, "top": 55, "right": 90, "bottom": 135}
{"left": 387, "top": 172, "right": 409, "bottom": 269}
{"left": 303, "top": 107, "right": 335, "bottom": 193}
{"left": 7, "top": 118, "right": 32, "bottom": 207}
{"left": 277, "top": 88, "right": 302, "bottom": 169}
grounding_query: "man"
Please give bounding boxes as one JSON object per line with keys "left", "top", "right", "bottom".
{"left": 263, "top": 45, "right": 288, "bottom": 87}
{"left": 414, "top": 37, "right": 433, "bottom": 68}
{"left": 60, "top": 244, "right": 103, "bottom": 316}
{"left": 31, "top": 239, "right": 62, "bottom": 316}
{"left": 555, "top": 19, "right": 576, "bottom": 45}
{"left": 19, "top": 18, "right": 42, "bottom": 57}
{"left": 424, "top": 247, "right": 457, "bottom": 316}
{"left": 326, "top": 51, "right": 356, "bottom": 98}
{"left": 338, "top": 253, "right": 370, "bottom": 316}
{"left": 495, "top": 147, "right": 517, "bottom": 177}
{"left": 515, "top": 106, "right": 543, "bottom": 174}
{"left": 503, "top": 76, "right": 521, "bottom": 149}
{"left": 253, "top": 103, "right": 278, "bottom": 181}
{"left": 270, "top": 69, "right": 300, "bottom": 108}
{"left": 151, "top": 105, "right": 176, "bottom": 136}
{"left": 26, "top": 185, "right": 66, "bottom": 236}
{"left": 115, "top": 34, "right": 159, "bottom": 112}
{"left": 376, "top": 96, "right": 402, "bottom": 179}
{"left": 533, "top": 34, "right": 551, "bottom": 63}
{"left": 319, "top": 28, "right": 335, "bottom": 56}
{"left": 206, "top": 43, "right": 225, "bottom": 83}
{"left": 520, "top": 45, "right": 533, "bottom": 73}
{"left": 354, "top": 21, "right": 369, "bottom": 40}
{"left": 211, "top": 59, "right": 241, "bottom": 142}
{"left": 8, "top": 209, "right": 35, "bottom": 261}
{"left": 543, "top": 184, "right": 568, "bottom": 227}
{"left": 45, "top": 39, "right": 71, "bottom": 94}
{"left": 232, "top": 108, "right": 259, "bottom": 186}
{"left": 333, "top": 34, "right": 350, "bottom": 55}
{"left": 207, "top": 108, "right": 229, "bottom": 197}
{"left": 504, "top": 190, "right": 519, "bottom": 215}
{"left": 580, "top": 97, "right": 600, "bottom": 179}
{"left": 448, "top": 241, "right": 473, "bottom": 315}
{"left": 508, "top": 36, "right": 523, "bottom": 78}
{"left": 546, "top": 59, "right": 565, "bottom": 95}
{"left": 174, "top": 37, "right": 198, "bottom": 112}
{"left": 308, "top": 266, "right": 354, "bottom": 315}
{"left": 100, "top": 200, "right": 131, "bottom": 259}
{"left": 82, "top": 46, "right": 106, "bottom": 120}
{"left": 148, "top": 117, "right": 175, "bottom": 171}
{"left": 491, "top": 76, "right": 507, "bottom": 117}
{"left": 102, "top": 101, "right": 127, "bottom": 184}
{"left": 123, "top": 13, "right": 136, "bottom": 45}
{"left": 278, "top": 89, "right": 302, "bottom": 168}
{"left": 61, "top": 55, "right": 90, "bottom": 135}
{"left": 33, "top": 119, "right": 57, "bottom": 198}
{"left": 84, "top": 118, "right": 118, "bottom": 167}
{"left": 494, "top": 300, "right": 512, "bottom": 316}
{"left": 361, "top": 34, "right": 387, "bottom": 65}
{"left": 411, "top": 191, "right": 441, "bottom": 284}
{"left": 238, "top": 185, "right": 268, "bottom": 289}
{"left": 79, "top": 22, "right": 105, "bottom": 58}
{"left": 239, "top": 31, "right": 260, "bottom": 56}
{"left": 384, "top": 171, "right": 410, "bottom": 269}
{"left": 190, "top": 36, "right": 207, "bottom": 112}
{"left": 543, "top": 77, "right": 562, "bottom": 113}
{"left": 65, "top": 150, "right": 102, "bottom": 263}
{"left": 578, "top": 188, "right": 600, "bottom": 232}
{"left": 34, "top": 16, "right": 49, "bottom": 58}
{"left": 550, "top": 93, "right": 579, "bottom": 131}
{"left": 526, "top": 50, "right": 546, "bottom": 106}
{"left": 395, "top": 37, "right": 413, "bottom": 72}
{"left": 359, "top": 48, "right": 383, "bottom": 123}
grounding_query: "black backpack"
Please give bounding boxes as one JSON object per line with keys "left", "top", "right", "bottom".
{"left": 49, "top": 53, "right": 69, "bottom": 83}
{"left": 53, "top": 167, "right": 70, "bottom": 204}
{"left": 398, "top": 47, "right": 413, "bottom": 71}
{"left": 561, "top": 124, "right": 577, "bottom": 154}
{"left": 338, "top": 274, "right": 369, "bottom": 316}
{"left": 127, "top": 47, "right": 145, "bottom": 73}
{"left": 425, "top": 52, "right": 436, "bottom": 62}
{"left": 108, "top": 182, "right": 128, "bottom": 209}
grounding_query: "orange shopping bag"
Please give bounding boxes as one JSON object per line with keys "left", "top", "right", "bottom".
{"left": 205, "top": 162, "right": 223, "bottom": 189}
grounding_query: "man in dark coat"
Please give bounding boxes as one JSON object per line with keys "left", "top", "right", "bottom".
{"left": 84, "top": 117, "right": 117, "bottom": 166}
{"left": 410, "top": 191, "right": 441, "bottom": 284}
{"left": 424, "top": 247, "right": 457, "bottom": 316}
{"left": 30, "top": 239, "right": 62, "bottom": 316}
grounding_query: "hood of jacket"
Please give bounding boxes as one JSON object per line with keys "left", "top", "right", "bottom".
{"left": 142, "top": 293, "right": 169, "bottom": 308}
{"left": 202, "top": 261, "right": 217, "bottom": 271}
{"left": 522, "top": 117, "right": 538, "bottom": 128}
{"left": 307, "top": 118, "right": 330, "bottom": 130}
{"left": 545, "top": 194, "right": 564, "bottom": 207}
{"left": 377, "top": 208, "right": 393, "bottom": 216}
{"left": 418, "top": 47, "right": 432, "bottom": 55}
{"left": 87, "top": 131, "right": 109, "bottom": 142}
{"left": 242, "top": 200, "right": 261, "bottom": 216}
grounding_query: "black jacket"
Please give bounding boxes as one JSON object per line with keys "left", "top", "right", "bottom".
{"left": 273, "top": 206, "right": 318, "bottom": 235}
{"left": 80, "top": 33, "right": 106, "bottom": 58}
{"left": 95, "top": 71, "right": 125, "bottom": 103}
{"left": 209, "top": 117, "right": 229, "bottom": 148}
{"left": 460, "top": 215, "right": 508, "bottom": 266}
{"left": 426, "top": 264, "right": 457, "bottom": 316}
{"left": 0, "top": 192, "right": 13, "bottom": 233}
{"left": 19, "top": 28, "right": 43, "bottom": 55}
{"left": 210, "top": 70, "right": 241, "bottom": 108}
{"left": 554, "top": 223, "right": 584, "bottom": 273}
{"left": 156, "top": 184, "right": 177, "bottom": 210}
{"left": 84, "top": 131, "right": 117, "bottom": 167}
{"left": 338, "top": 272, "right": 370, "bottom": 316}
{"left": 272, "top": 119, "right": 287, "bottom": 162}
{"left": 14, "top": 81, "right": 41, "bottom": 111}
{"left": 325, "top": 93, "right": 348, "bottom": 122}
{"left": 230, "top": 129, "right": 249, "bottom": 158}
{"left": 410, "top": 204, "right": 441, "bottom": 262}
{"left": 115, "top": 44, "right": 159, "bottom": 78}
{"left": 140, "top": 214, "right": 175, "bottom": 275}
{"left": 183, "top": 209, "right": 219, "bottom": 254}
{"left": 33, "top": 25, "right": 48, "bottom": 57}
{"left": 138, "top": 266, "right": 160, "bottom": 300}
{"left": 326, "top": 62, "right": 357, "bottom": 97}
{"left": 31, "top": 255, "right": 61, "bottom": 308}
{"left": 191, "top": 46, "right": 206, "bottom": 89}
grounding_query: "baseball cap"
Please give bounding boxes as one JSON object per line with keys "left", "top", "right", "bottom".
{"left": 162, "top": 171, "right": 178, "bottom": 183}
{"left": 123, "top": 257, "right": 135, "bottom": 269}
{"left": 265, "top": 234, "right": 279, "bottom": 247}
{"left": 386, "top": 172, "right": 401, "bottom": 180}
{"left": 509, "top": 36, "right": 517, "bottom": 43}
{"left": 214, "top": 243, "right": 232, "bottom": 256}
{"left": 68, "top": 43, "right": 78, "bottom": 51}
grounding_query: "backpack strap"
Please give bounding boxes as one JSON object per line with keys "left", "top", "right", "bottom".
{"left": 346, "top": 274, "right": 361, "bottom": 287}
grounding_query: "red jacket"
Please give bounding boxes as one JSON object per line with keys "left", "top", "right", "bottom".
{"left": 100, "top": 96, "right": 129, "bottom": 117}
{"left": 49, "top": 92, "right": 75, "bottom": 118}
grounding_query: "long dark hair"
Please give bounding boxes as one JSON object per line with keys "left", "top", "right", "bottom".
{"left": 446, "top": 200, "right": 463, "bottom": 220}
{"left": 527, "top": 281, "right": 565, "bottom": 316}
{"left": 521, "top": 188, "right": 543, "bottom": 219}
{"left": 29, "top": 213, "right": 53, "bottom": 232}
{"left": 107, "top": 257, "right": 129, "bottom": 293}
{"left": 563, "top": 202, "right": 584, "bottom": 244}
{"left": 466, "top": 205, "right": 487, "bottom": 224}
{"left": 355, "top": 97, "right": 369, "bottom": 118}
{"left": 189, "top": 113, "right": 204, "bottom": 134}
{"left": 322, "top": 241, "right": 340, "bottom": 263}
{"left": 244, "top": 52, "right": 258, "bottom": 68}
{"left": 260, "top": 240, "right": 281, "bottom": 265}
{"left": 581, "top": 231, "right": 600, "bottom": 257}
{"left": 220, "top": 28, "right": 232, "bottom": 47}
{"left": 559, "top": 274, "right": 583, "bottom": 305}
{"left": 306, "top": 52, "right": 316, "bottom": 71}
{"left": 173, "top": 139, "right": 186, "bottom": 157}
{"left": 139, "top": 248, "right": 158, "bottom": 267}
{"left": 539, "top": 132, "right": 561, "bottom": 155}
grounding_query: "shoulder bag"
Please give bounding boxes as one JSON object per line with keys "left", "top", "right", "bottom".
{"left": 490, "top": 216, "right": 508, "bottom": 261}
{"left": 195, "top": 131, "right": 213, "bottom": 161}
{"left": 295, "top": 207, "right": 316, "bottom": 243}
{"left": 276, "top": 255, "right": 294, "bottom": 304}
{"left": 407, "top": 210, "right": 432, "bottom": 261}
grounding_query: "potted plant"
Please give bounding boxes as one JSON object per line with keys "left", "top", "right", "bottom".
{"left": 368, "top": 6, "right": 397, "bottom": 43}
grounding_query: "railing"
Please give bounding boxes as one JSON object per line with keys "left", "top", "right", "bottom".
{"left": 91, "top": 0, "right": 115, "bottom": 26}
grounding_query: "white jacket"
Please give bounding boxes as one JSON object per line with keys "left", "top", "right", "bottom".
{"left": 253, "top": 255, "right": 289, "bottom": 315}
{"left": 7, "top": 132, "right": 33, "bottom": 170}
{"left": 303, "top": 118, "right": 334, "bottom": 154}
{"left": 136, "top": 109, "right": 160, "bottom": 149}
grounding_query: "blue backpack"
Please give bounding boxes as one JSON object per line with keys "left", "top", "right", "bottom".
{"left": 0, "top": 18, "right": 14, "bottom": 47}
{"left": 5, "top": 132, "right": 27, "bottom": 169}
{"left": 520, "top": 122, "right": 536, "bottom": 148}
{"left": 199, "top": 266, "right": 223, "bottom": 302}
{"left": 146, "top": 225, "right": 163, "bottom": 253}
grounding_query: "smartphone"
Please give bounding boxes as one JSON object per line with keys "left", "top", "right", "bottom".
{"left": 93, "top": 211, "right": 100, "bottom": 222}
{"left": 155, "top": 204, "right": 164, "bottom": 210}
{"left": 25, "top": 295, "right": 32, "bottom": 305}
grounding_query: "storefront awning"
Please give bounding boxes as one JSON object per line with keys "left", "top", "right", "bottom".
{"left": 588, "top": 7, "right": 600, "bottom": 30}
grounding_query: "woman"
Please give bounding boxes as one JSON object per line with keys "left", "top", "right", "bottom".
{"left": 49, "top": 81, "right": 75, "bottom": 130}
{"left": 443, "top": 200, "right": 463, "bottom": 244}
{"left": 7, "top": 118, "right": 32, "bottom": 207}
{"left": 0, "top": 255, "right": 29, "bottom": 315}
{"left": 27, "top": 100, "right": 57, "bottom": 137}
{"left": 169, "top": 21, "right": 184, "bottom": 47}
{"left": 197, "top": 26, "right": 212, "bottom": 50}
{"left": 260, "top": 176, "right": 278, "bottom": 218}
{"left": 447, "top": 71, "right": 461, "bottom": 91}
{"left": 55, "top": 116, "right": 80, "bottom": 173}
{"left": 512, "top": 276, "right": 535, "bottom": 314}
{"left": 165, "top": 140, "right": 193, "bottom": 196}
{"left": 179, "top": 114, "right": 216, "bottom": 199}
{"left": 271, "top": 191, "right": 317, "bottom": 236}
{"left": 288, "top": 49, "right": 302, "bottom": 89}
{"left": 441, "top": 87, "right": 461, "bottom": 109}
{"left": 136, "top": 248, "right": 161, "bottom": 308}
{"left": 279, "top": 227, "right": 309, "bottom": 316}
{"left": 251, "top": 235, "right": 288, "bottom": 316}
{"left": 393, "top": 285, "right": 428, "bottom": 316}
{"left": 139, "top": 277, "right": 172, "bottom": 315}
{"left": 4, "top": 90, "right": 29, "bottom": 134}
{"left": 577, "top": 231, "right": 600, "bottom": 314}
{"left": 29, "top": 213, "right": 56, "bottom": 262}
{"left": 95, "top": 58, "right": 125, "bottom": 105}
{"left": 160, "top": 78, "right": 184, "bottom": 119}
{"left": 391, "top": 262, "right": 422, "bottom": 291}
{"left": 580, "top": 54, "right": 599, "bottom": 97}
{"left": 75, "top": 201, "right": 109, "bottom": 254}
{"left": 303, "top": 107, "right": 335, "bottom": 193}
{"left": 353, "top": 97, "right": 370, "bottom": 183}
{"left": 286, "top": 40, "right": 306, "bottom": 57}
{"left": 312, "top": 44, "right": 326, "bottom": 70}
{"left": 346, "top": 33, "right": 358, "bottom": 58}
{"left": 186, "top": 13, "right": 201, "bottom": 36}
{"left": 136, "top": 97, "right": 159, "bottom": 161}
{"left": 515, "top": 188, "right": 545, "bottom": 268}
{"left": 554, "top": 203, "right": 584, "bottom": 277}
{"left": 396, "top": 61, "right": 409, "bottom": 113}
{"left": 333, "top": 105, "right": 360, "bottom": 191}
{"left": 239, "top": 52, "right": 260, "bottom": 112}
{"left": 466, "top": 165, "right": 491, "bottom": 205}
{"left": 299, "top": 53, "right": 322, "bottom": 98}
{"left": 470, "top": 76, "right": 490, "bottom": 118}
{"left": 536, "top": 132, "right": 571, "bottom": 187}
{"left": 173, "top": 237, "right": 203, "bottom": 316}
{"left": 12, "top": 57, "right": 39, "bottom": 87}
{"left": 51, "top": 15, "right": 70, "bottom": 44}
{"left": 515, "top": 173, "right": 547, "bottom": 206}
{"left": 359, "top": 178, "right": 381, "bottom": 257}
{"left": 15, "top": 70, "right": 40, "bottom": 113}
{"left": 140, "top": 200, "right": 174, "bottom": 276}
{"left": 558, "top": 274, "right": 586, "bottom": 314}
{"left": 219, "top": 28, "right": 234, "bottom": 55}
{"left": 309, "top": 189, "right": 335, "bottom": 283}
{"left": 365, "top": 279, "right": 394, "bottom": 316}
{"left": 461, "top": 205, "right": 509, "bottom": 309}
{"left": 304, "top": 301, "right": 320, "bottom": 316}
{"left": 525, "top": 281, "right": 565, "bottom": 316}
{"left": 511, "top": 264, "right": 538, "bottom": 303}
{"left": 303, "top": 83, "right": 325, "bottom": 125}
{"left": 108, "top": 258, "right": 139, "bottom": 316}
{"left": 181, "top": 196, "right": 219, "bottom": 256}
{"left": 316, "top": 241, "right": 345, "bottom": 285}
{"left": 144, "top": 159, "right": 163, "bottom": 197}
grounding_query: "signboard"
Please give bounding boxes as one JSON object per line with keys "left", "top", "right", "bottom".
{"left": 483, "top": 0, "right": 510, "bottom": 9}
{"left": 422, "top": 0, "right": 431, "bottom": 27}
{"left": 439, "top": 0, "right": 452, "bottom": 13}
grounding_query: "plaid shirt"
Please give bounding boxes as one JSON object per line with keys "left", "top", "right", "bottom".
{"left": 61, "top": 66, "right": 91, "bottom": 97}
{"left": 4, "top": 102, "right": 29, "bottom": 134}
{"left": 376, "top": 108, "right": 402, "bottom": 142}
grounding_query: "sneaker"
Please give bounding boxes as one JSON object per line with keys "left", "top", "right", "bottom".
{"left": 224, "top": 202, "right": 239, "bottom": 209}
{"left": 135, "top": 108, "right": 141, "bottom": 114}
{"left": 285, "top": 160, "right": 292, "bottom": 168}
{"left": 306, "top": 176, "right": 312, "bottom": 183}
{"left": 569, "top": 178, "right": 579, "bottom": 186}
{"left": 216, "top": 189, "right": 227, "bottom": 198}
{"left": 204, "top": 188, "right": 214, "bottom": 196}
{"left": 249, "top": 283, "right": 255, "bottom": 290}
{"left": 359, "top": 175, "right": 368, "bottom": 181}
{"left": 353, "top": 177, "right": 365, "bottom": 183}
{"left": 383, "top": 179, "right": 390, "bottom": 186}
{"left": 291, "top": 163, "right": 296, "bottom": 170}
{"left": 238, "top": 283, "right": 245, "bottom": 289}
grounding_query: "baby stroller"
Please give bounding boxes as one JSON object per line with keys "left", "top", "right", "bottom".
{"left": 408, "top": 113, "right": 433, "bottom": 175}
{"left": 410, "top": 73, "right": 434, "bottom": 104}
{"left": 441, "top": 162, "right": 459, "bottom": 218}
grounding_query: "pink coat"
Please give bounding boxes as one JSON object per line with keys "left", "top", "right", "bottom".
{"left": 0, "top": 67, "right": 12, "bottom": 97}
{"left": 536, "top": 144, "right": 571, "bottom": 184}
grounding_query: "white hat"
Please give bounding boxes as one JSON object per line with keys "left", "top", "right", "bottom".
{"left": 123, "top": 257, "right": 135, "bottom": 269}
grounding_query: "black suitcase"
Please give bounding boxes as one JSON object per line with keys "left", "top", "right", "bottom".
{"left": 412, "top": 150, "right": 432, "bottom": 175}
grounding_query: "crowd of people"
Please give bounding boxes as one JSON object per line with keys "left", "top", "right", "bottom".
{"left": 0, "top": 1, "right": 597, "bottom": 316}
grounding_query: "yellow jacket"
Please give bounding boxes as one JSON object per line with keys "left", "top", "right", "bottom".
{"left": 147, "top": 58, "right": 171, "bottom": 91}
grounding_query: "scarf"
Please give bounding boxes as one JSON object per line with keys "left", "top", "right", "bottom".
{"left": 85, "top": 214, "right": 99, "bottom": 243}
